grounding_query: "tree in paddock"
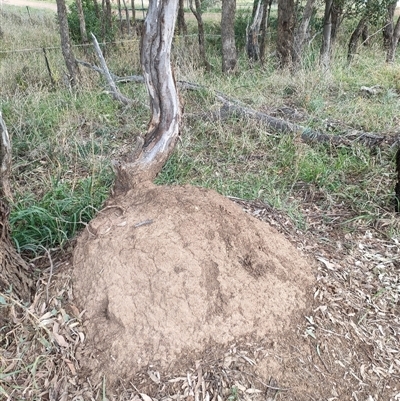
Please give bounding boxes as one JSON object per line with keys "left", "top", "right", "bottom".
{"left": 190, "top": 0, "right": 211, "bottom": 70}
{"left": 75, "top": 0, "right": 88, "bottom": 43}
{"left": 221, "top": 0, "right": 237, "bottom": 72}
{"left": 384, "top": 0, "right": 400, "bottom": 62}
{"left": 56, "top": 0, "right": 79, "bottom": 86}
{"left": 276, "top": 0, "right": 295, "bottom": 68}
{"left": 292, "top": 0, "right": 317, "bottom": 66}
{"left": 319, "top": 0, "right": 333, "bottom": 69}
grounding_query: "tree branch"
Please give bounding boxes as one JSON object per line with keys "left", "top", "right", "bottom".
{"left": 90, "top": 33, "right": 133, "bottom": 106}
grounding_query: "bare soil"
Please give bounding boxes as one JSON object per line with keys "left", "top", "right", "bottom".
{"left": 72, "top": 182, "right": 316, "bottom": 398}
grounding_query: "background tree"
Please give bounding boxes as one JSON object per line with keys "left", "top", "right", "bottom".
{"left": 177, "top": 0, "right": 187, "bottom": 35}
{"left": 190, "top": 0, "right": 210, "bottom": 70}
{"left": 259, "top": 0, "right": 273, "bottom": 62}
{"left": 246, "top": 0, "right": 265, "bottom": 62}
{"left": 292, "top": 0, "right": 317, "bottom": 66}
{"left": 319, "top": 0, "right": 333, "bottom": 69}
{"left": 384, "top": 1, "right": 400, "bottom": 62}
{"left": 277, "top": 0, "right": 295, "bottom": 68}
{"left": 221, "top": 0, "right": 237, "bottom": 72}
{"left": 56, "top": 0, "right": 79, "bottom": 86}
{"left": 75, "top": 0, "right": 88, "bottom": 43}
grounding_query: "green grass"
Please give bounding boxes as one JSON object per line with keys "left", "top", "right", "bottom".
{"left": 0, "top": 5, "right": 399, "bottom": 256}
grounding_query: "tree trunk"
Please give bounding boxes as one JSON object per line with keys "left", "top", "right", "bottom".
{"left": 189, "top": 0, "right": 211, "bottom": 70}
{"left": 56, "top": 0, "right": 79, "bottom": 87}
{"left": 76, "top": 0, "right": 88, "bottom": 43}
{"left": 113, "top": 0, "right": 181, "bottom": 194}
{"left": 246, "top": 0, "right": 264, "bottom": 62}
{"left": 221, "top": 0, "right": 237, "bottom": 73}
{"left": 93, "top": 0, "right": 100, "bottom": 18}
{"left": 330, "top": 1, "right": 343, "bottom": 45}
{"left": 177, "top": 0, "right": 187, "bottom": 35}
{"left": 383, "top": 1, "right": 396, "bottom": 49}
{"left": 122, "top": 0, "right": 131, "bottom": 36}
{"left": 319, "top": 0, "right": 333, "bottom": 70}
{"left": 292, "top": 0, "right": 316, "bottom": 67}
{"left": 259, "top": 0, "right": 272, "bottom": 62}
{"left": 0, "top": 113, "right": 33, "bottom": 302}
{"left": 117, "top": 0, "right": 123, "bottom": 33}
{"left": 131, "top": 0, "right": 136, "bottom": 24}
{"left": 387, "top": 15, "right": 400, "bottom": 63}
{"left": 361, "top": 23, "right": 369, "bottom": 46}
{"left": 347, "top": 15, "right": 367, "bottom": 64}
{"left": 277, "top": 0, "right": 295, "bottom": 68}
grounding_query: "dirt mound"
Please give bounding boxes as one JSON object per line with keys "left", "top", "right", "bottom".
{"left": 72, "top": 183, "right": 314, "bottom": 388}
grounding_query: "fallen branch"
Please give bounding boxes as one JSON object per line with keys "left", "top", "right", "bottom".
{"left": 89, "top": 33, "right": 133, "bottom": 106}
{"left": 77, "top": 54, "right": 395, "bottom": 148}
{"left": 215, "top": 94, "right": 388, "bottom": 148}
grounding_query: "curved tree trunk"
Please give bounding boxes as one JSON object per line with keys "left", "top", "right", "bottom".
{"left": 221, "top": 0, "right": 237, "bottom": 73}
{"left": 0, "top": 113, "right": 33, "bottom": 302}
{"left": 113, "top": 0, "right": 181, "bottom": 194}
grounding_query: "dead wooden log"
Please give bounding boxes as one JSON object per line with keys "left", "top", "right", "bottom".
{"left": 76, "top": 55, "right": 391, "bottom": 149}
{"left": 214, "top": 94, "right": 387, "bottom": 148}
{"left": 90, "top": 33, "right": 133, "bottom": 106}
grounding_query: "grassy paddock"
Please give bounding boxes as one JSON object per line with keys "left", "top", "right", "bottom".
{"left": 0, "top": 4, "right": 399, "bottom": 256}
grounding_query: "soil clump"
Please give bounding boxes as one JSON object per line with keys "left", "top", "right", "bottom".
{"left": 72, "top": 183, "right": 315, "bottom": 390}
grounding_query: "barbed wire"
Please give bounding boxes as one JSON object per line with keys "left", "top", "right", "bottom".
{"left": 0, "top": 34, "right": 224, "bottom": 54}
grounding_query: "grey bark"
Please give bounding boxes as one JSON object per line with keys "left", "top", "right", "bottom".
{"left": 221, "top": 0, "right": 237, "bottom": 72}
{"left": 259, "top": 0, "right": 272, "bottom": 62}
{"left": 383, "top": 1, "right": 396, "bottom": 49}
{"left": 347, "top": 15, "right": 368, "bottom": 64}
{"left": 122, "top": 0, "right": 131, "bottom": 35}
{"left": 387, "top": 15, "right": 400, "bottom": 63}
{"left": 277, "top": 0, "right": 295, "bottom": 68}
{"left": 131, "top": 0, "right": 136, "bottom": 23}
{"left": 330, "top": 1, "right": 343, "bottom": 45}
{"left": 189, "top": 0, "right": 210, "bottom": 70}
{"left": 292, "top": 0, "right": 316, "bottom": 66}
{"left": 56, "top": 0, "right": 78, "bottom": 87}
{"left": 113, "top": 0, "right": 181, "bottom": 194}
{"left": 177, "top": 0, "right": 187, "bottom": 35}
{"left": 76, "top": 0, "right": 88, "bottom": 43}
{"left": 117, "top": 0, "right": 123, "bottom": 33}
{"left": 319, "top": 0, "right": 333, "bottom": 70}
{"left": 246, "top": 0, "right": 264, "bottom": 62}
{"left": 90, "top": 33, "right": 133, "bottom": 105}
